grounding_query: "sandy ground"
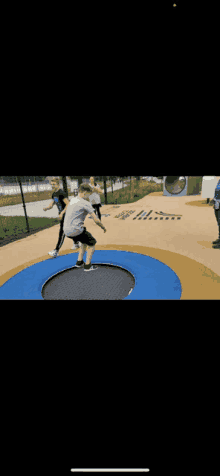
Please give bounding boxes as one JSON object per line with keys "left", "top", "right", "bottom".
{"left": 0, "top": 192, "right": 220, "bottom": 299}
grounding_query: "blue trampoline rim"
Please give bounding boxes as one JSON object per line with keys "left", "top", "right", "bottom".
{"left": 0, "top": 249, "right": 182, "bottom": 300}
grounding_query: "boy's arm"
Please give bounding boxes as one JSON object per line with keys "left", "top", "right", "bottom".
{"left": 93, "top": 185, "right": 103, "bottom": 194}
{"left": 44, "top": 200, "right": 55, "bottom": 211}
{"left": 89, "top": 212, "right": 106, "bottom": 230}
{"left": 59, "top": 198, "right": 70, "bottom": 217}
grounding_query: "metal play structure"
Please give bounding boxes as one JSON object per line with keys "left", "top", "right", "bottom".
{"left": 163, "top": 176, "right": 189, "bottom": 197}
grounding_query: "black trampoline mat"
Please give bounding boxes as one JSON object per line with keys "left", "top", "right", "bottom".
{"left": 42, "top": 264, "right": 136, "bottom": 300}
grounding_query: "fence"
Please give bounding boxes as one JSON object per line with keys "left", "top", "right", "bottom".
{"left": 142, "top": 177, "right": 163, "bottom": 184}
{"left": 0, "top": 180, "right": 79, "bottom": 196}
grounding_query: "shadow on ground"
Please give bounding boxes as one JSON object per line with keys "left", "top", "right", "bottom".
{"left": 186, "top": 200, "right": 215, "bottom": 207}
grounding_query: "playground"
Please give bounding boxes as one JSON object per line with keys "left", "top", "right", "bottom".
{"left": 0, "top": 181, "right": 220, "bottom": 299}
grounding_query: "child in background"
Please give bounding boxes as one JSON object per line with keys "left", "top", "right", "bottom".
{"left": 212, "top": 177, "right": 220, "bottom": 248}
{"left": 43, "top": 177, "right": 80, "bottom": 258}
{"left": 88, "top": 177, "right": 103, "bottom": 221}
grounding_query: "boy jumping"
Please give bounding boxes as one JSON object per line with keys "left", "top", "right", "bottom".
{"left": 63, "top": 183, "right": 107, "bottom": 271}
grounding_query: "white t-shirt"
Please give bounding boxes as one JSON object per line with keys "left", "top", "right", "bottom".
{"left": 89, "top": 184, "right": 101, "bottom": 205}
{"left": 64, "top": 197, "right": 94, "bottom": 237}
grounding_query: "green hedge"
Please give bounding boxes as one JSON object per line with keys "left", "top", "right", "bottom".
{"left": 187, "top": 177, "right": 203, "bottom": 195}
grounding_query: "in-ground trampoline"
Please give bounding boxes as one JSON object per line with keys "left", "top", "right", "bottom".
{"left": 42, "top": 264, "right": 136, "bottom": 300}
{"left": 0, "top": 251, "right": 182, "bottom": 300}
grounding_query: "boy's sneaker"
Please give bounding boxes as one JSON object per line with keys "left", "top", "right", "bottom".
{"left": 48, "top": 250, "right": 59, "bottom": 258}
{"left": 75, "top": 260, "right": 85, "bottom": 268}
{"left": 72, "top": 242, "right": 81, "bottom": 250}
{"left": 84, "top": 263, "right": 98, "bottom": 272}
{"left": 212, "top": 238, "right": 220, "bottom": 244}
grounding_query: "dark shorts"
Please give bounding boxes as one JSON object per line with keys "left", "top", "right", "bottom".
{"left": 72, "top": 227, "right": 97, "bottom": 246}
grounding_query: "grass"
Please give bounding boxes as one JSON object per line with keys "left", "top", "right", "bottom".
{"left": 0, "top": 189, "right": 74, "bottom": 208}
{"left": 0, "top": 183, "right": 111, "bottom": 208}
{"left": 0, "top": 216, "right": 60, "bottom": 248}
{"left": 0, "top": 179, "right": 163, "bottom": 247}
{"left": 100, "top": 178, "right": 163, "bottom": 205}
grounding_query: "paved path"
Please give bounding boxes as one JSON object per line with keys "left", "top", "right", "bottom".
{"left": 0, "top": 182, "right": 128, "bottom": 218}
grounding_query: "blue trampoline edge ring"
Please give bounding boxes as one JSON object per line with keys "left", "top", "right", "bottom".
{"left": 0, "top": 250, "right": 182, "bottom": 300}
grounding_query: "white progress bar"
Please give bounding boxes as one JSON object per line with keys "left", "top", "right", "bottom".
{"left": 71, "top": 470, "right": 150, "bottom": 473}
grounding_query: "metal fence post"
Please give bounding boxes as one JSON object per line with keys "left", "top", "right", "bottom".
{"left": 103, "top": 176, "right": 107, "bottom": 205}
{"left": 61, "top": 176, "right": 68, "bottom": 198}
{"left": 17, "top": 176, "right": 30, "bottom": 233}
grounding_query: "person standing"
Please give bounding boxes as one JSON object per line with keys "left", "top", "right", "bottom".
{"left": 212, "top": 177, "right": 220, "bottom": 249}
{"left": 43, "top": 177, "right": 80, "bottom": 258}
{"left": 63, "top": 183, "right": 107, "bottom": 271}
{"left": 88, "top": 177, "right": 103, "bottom": 221}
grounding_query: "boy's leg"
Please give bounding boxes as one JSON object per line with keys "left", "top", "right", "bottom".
{"left": 216, "top": 209, "right": 220, "bottom": 239}
{"left": 93, "top": 204, "right": 101, "bottom": 221}
{"left": 85, "top": 245, "right": 96, "bottom": 265}
{"left": 214, "top": 209, "right": 220, "bottom": 238}
{"left": 97, "top": 205, "right": 102, "bottom": 221}
{"left": 218, "top": 210, "right": 220, "bottom": 238}
{"left": 78, "top": 229, "right": 97, "bottom": 265}
{"left": 55, "top": 216, "right": 65, "bottom": 251}
{"left": 77, "top": 243, "right": 87, "bottom": 262}
{"left": 92, "top": 205, "right": 97, "bottom": 216}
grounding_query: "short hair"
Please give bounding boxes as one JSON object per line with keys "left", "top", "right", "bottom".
{"left": 50, "top": 177, "right": 60, "bottom": 185}
{"left": 78, "top": 183, "right": 93, "bottom": 193}
{"left": 90, "top": 177, "right": 97, "bottom": 186}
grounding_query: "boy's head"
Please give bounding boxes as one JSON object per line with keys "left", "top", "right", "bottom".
{"left": 90, "top": 177, "right": 97, "bottom": 186}
{"left": 50, "top": 177, "right": 61, "bottom": 191}
{"left": 78, "top": 183, "right": 93, "bottom": 200}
